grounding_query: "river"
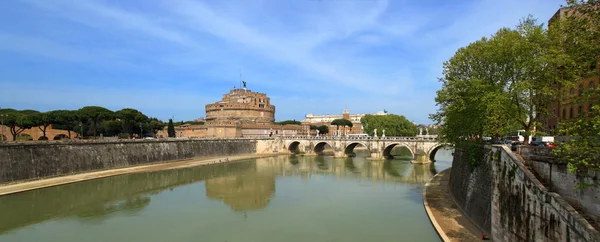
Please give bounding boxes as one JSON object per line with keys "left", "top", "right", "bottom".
{"left": 0, "top": 148, "right": 453, "bottom": 242}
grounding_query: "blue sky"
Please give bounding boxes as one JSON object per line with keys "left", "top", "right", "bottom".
{"left": 0, "top": 0, "right": 565, "bottom": 123}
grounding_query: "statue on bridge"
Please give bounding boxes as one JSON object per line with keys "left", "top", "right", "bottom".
{"left": 382, "top": 129, "right": 385, "bottom": 138}
{"left": 419, "top": 128, "right": 423, "bottom": 136}
{"left": 425, "top": 127, "right": 429, "bottom": 135}
{"left": 373, "top": 129, "right": 378, "bottom": 138}
{"left": 316, "top": 129, "right": 320, "bottom": 137}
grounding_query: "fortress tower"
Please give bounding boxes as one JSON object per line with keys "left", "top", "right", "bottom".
{"left": 205, "top": 88, "right": 276, "bottom": 125}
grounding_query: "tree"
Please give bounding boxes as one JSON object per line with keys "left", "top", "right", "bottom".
{"left": 48, "top": 110, "right": 79, "bottom": 139}
{"left": 550, "top": 1, "right": 600, "bottom": 188}
{"left": 331, "top": 119, "right": 353, "bottom": 135}
{"left": 115, "top": 108, "right": 148, "bottom": 136}
{"left": 101, "top": 119, "right": 123, "bottom": 137}
{"left": 316, "top": 125, "right": 329, "bottom": 135}
{"left": 78, "top": 106, "right": 113, "bottom": 138}
{"left": 275, "top": 120, "right": 301, "bottom": 125}
{"left": 149, "top": 118, "right": 165, "bottom": 137}
{"left": 2, "top": 109, "right": 36, "bottom": 140}
{"left": 361, "top": 114, "right": 417, "bottom": 136}
{"left": 31, "top": 112, "right": 52, "bottom": 139}
{"left": 431, "top": 17, "right": 552, "bottom": 144}
{"left": 167, "top": 119, "right": 176, "bottom": 138}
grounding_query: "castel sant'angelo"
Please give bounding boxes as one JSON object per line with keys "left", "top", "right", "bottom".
{"left": 163, "top": 85, "right": 305, "bottom": 138}
{"left": 162, "top": 82, "right": 381, "bottom": 138}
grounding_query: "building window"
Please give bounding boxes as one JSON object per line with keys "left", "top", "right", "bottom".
{"left": 579, "top": 85, "right": 584, "bottom": 96}
{"left": 562, "top": 108, "right": 566, "bottom": 119}
{"left": 562, "top": 90, "right": 566, "bottom": 100}
{"left": 578, "top": 105, "right": 583, "bottom": 117}
{"left": 569, "top": 107, "right": 574, "bottom": 118}
{"left": 570, "top": 87, "right": 575, "bottom": 97}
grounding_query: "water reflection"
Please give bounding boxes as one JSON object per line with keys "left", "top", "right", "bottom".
{"left": 0, "top": 150, "right": 453, "bottom": 237}
{"left": 205, "top": 173, "right": 275, "bottom": 212}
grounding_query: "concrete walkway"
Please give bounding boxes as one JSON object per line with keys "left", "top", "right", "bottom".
{"left": 424, "top": 169, "right": 485, "bottom": 242}
{"left": 0, "top": 153, "right": 280, "bottom": 196}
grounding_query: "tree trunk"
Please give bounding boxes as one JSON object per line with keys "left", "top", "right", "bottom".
{"left": 38, "top": 125, "right": 48, "bottom": 138}
{"left": 67, "top": 129, "right": 71, "bottom": 139}
{"left": 92, "top": 120, "right": 97, "bottom": 137}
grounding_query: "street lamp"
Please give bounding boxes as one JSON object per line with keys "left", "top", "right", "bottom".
{"left": 0, "top": 108, "right": 6, "bottom": 143}
{"left": 139, "top": 123, "right": 143, "bottom": 138}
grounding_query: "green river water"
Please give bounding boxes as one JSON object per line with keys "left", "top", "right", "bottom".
{"left": 0, "top": 149, "right": 453, "bottom": 242}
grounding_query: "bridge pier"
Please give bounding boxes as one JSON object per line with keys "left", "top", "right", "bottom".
{"left": 334, "top": 150, "right": 346, "bottom": 158}
{"left": 412, "top": 154, "right": 432, "bottom": 164}
{"left": 370, "top": 152, "right": 383, "bottom": 160}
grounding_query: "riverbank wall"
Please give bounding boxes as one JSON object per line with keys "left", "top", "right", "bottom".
{"left": 518, "top": 146, "right": 600, "bottom": 227}
{"left": 448, "top": 145, "right": 600, "bottom": 241}
{"left": 0, "top": 139, "right": 257, "bottom": 184}
{"left": 448, "top": 148, "right": 493, "bottom": 236}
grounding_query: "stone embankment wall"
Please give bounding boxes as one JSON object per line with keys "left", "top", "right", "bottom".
{"left": 0, "top": 139, "right": 256, "bottom": 184}
{"left": 518, "top": 146, "right": 600, "bottom": 228}
{"left": 448, "top": 148, "right": 493, "bottom": 235}
{"left": 450, "top": 145, "right": 600, "bottom": 241}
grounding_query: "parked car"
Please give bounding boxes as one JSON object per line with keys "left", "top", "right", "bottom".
{"left": 529, "top": 141, "right": 556, "bottom": 148}
{"left": 511, "top": 142, "right": 523, "bottom": 151}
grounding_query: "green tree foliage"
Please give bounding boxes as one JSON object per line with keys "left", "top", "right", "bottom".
{"left": 181, "top": 121, "right": 205, "bottom": 125}
{"left": 167, "top": 119, "right": 176, "bottom": 138}
{"left": 115, "top": 108, "right": 149, "bottom": 136}
{"left": 48, "top": 110, "right": 80, "bottom": 139}
{"left": 149, "top": 118, "right": 166, "bottom": 137}
{"left": 78, "top": 106, "right": 113, "bottom": 137}
{"left": 101, "top": 120, "right": 124, "bottom": 137}
{"left": 2, "top": 107, "right": 165, "bottom": 140}
{"left": 30, "top": 112, "right": 52, "bottom": 138}
{"left": 1, "top": 109, "right": 37, "bottom": 140}
{"left": 361, "top": 114, "right": 416, "bottom": 136}
{"left": 275, "top": 120, "right": 301, "bottom": 125}
{"left": 431, "top": 17, "right": 552, "bottom": 143}
{"left": 330, "top": 119, "right": 353, "bottom": 134}
{"left": 316, "top": 125, "right": 329, "bottom": 135}
{"left": 551, "top": 1, "right": 600, "bottom": 188}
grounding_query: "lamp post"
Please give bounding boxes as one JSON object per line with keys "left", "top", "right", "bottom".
{"left": 0, "top": 108, "right": 6, "bottom": 143}
{"left": 139, "top": 123, "right": 143, "bottom": 139}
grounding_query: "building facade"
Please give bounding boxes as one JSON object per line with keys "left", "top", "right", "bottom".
{"left": 538, "top": 7, "right": 600, "bottom": 134}
{"left": 301, "top": 109, "right": 388, "bottom": 136}
{"left": 205, "top": 88, "right": 275, "bottom": 124}
{"left": 160, "top": 87, "right": 304, "bottom": 138}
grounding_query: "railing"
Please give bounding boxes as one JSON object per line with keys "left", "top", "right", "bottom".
{"left": 279, "top": 135, "right": 440, "bottom": 141}
{"left": 0, "top": 137, "right": 277, "bottom": 146}
{"left": 0, "top": 135, "right": 440, "bottom": 146}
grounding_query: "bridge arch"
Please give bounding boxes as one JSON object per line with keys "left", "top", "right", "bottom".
{"left": 313, "top": 141, "right": 334, "bottom": 155}
{"left": 287, "top": 141, "right": 305, "bottom": 154}
{"left": 344, "top": 142, "right": 369, "bottom": 157}
{"left": 427, "top": 144, "right": 452, "bottom": 162}
{"left": 382, "top": 143, "right": 414, "bottom": 160}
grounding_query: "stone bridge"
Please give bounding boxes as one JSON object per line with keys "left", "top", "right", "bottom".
{"left": 258, "top": 136, "right": 445, "bottom": 163}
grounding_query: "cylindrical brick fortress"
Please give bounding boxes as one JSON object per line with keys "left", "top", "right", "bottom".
{"left": 205, "top": 88, "right": 275, "bottom": 124}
